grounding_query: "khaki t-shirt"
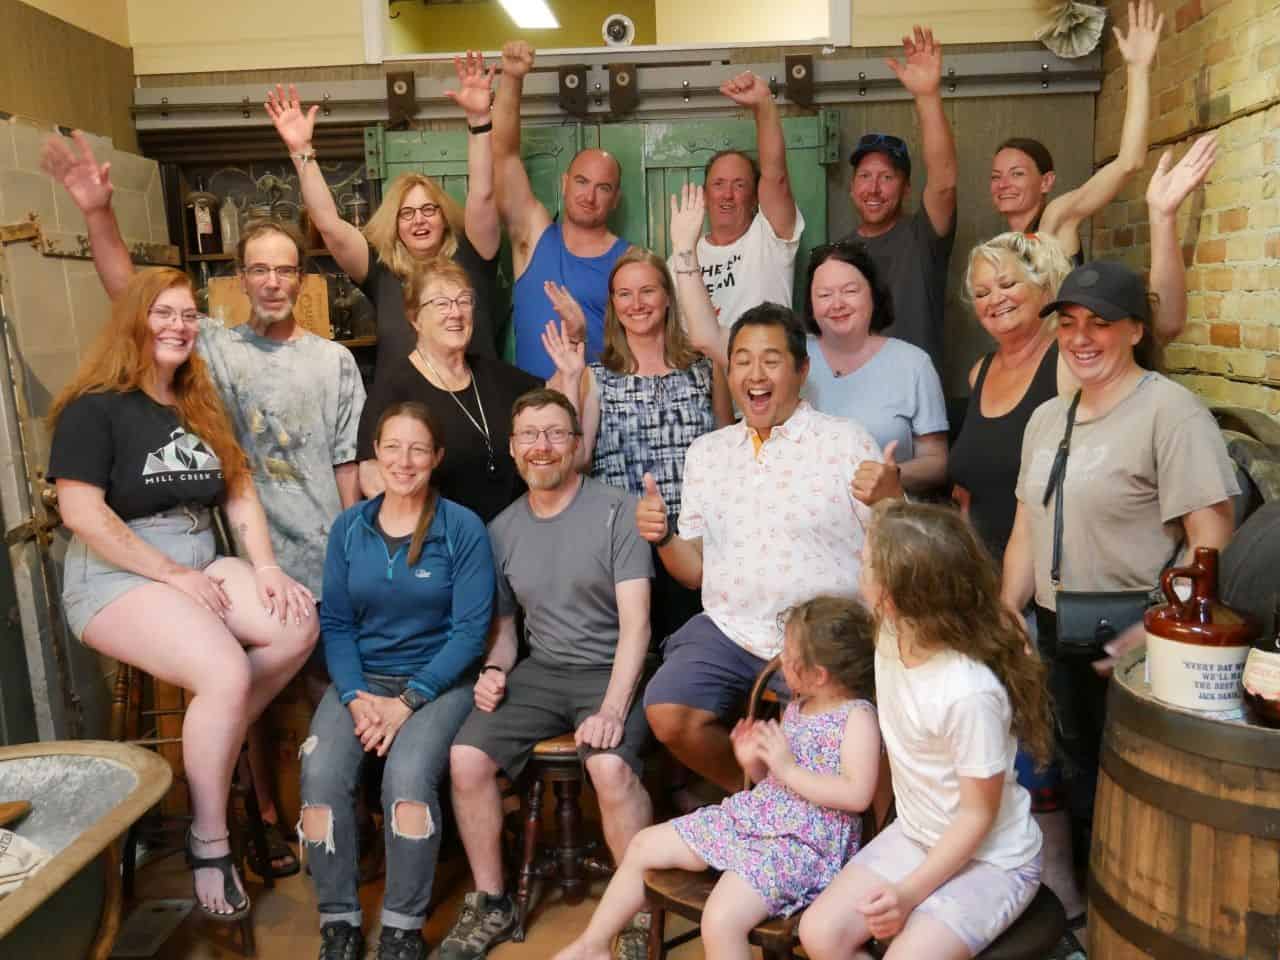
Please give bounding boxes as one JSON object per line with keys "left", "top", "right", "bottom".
{"left": 1015, "top": 373, "right": 1238, "bottom": 610}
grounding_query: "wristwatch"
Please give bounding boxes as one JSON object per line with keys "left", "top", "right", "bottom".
{"left": 656, "top": 527, "right": 675, "bottom": 547}
{"left": 399, "top": 688, "right": 429, "bottom": 712}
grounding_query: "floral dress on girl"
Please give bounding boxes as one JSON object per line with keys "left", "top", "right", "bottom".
{"left": 672, "top": 697, "right": 875, "bottom": 916}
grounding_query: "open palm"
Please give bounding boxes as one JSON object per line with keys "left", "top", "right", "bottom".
{"left": 41, "top": 130, "right": 113, "bottom": 213}
{"left": 669, "top": 184, "right": 706, "bottom": 252}
{"left": 1114, "top": 0, "right": 1163, "bottom": 70}
{"left": 264, "top": 84, "right": 317, "bottom": 153}
{"left": 446, "top": 51, "right": 495, "bottom": 119}
{"left": 1146, "top": 134, "right": 1216, "bottom": 218}
{"left": 886, "top": 25, "right": 942, "bottom": 96}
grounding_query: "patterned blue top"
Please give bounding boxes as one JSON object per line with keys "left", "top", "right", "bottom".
{"left": 588, "top": 358, "right": 715, "bottom": 522}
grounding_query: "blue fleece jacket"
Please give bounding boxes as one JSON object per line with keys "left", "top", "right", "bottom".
{"left": 319, "top": 494, "right": 494, "bottom": 705}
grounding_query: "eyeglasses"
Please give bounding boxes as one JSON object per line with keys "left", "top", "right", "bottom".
{"left": 149, "top": 306, "right": 201, "bottom": 326}
{"left": 398, "top": 202, "right": 441, "bottom": 222}
{"left": 244, "top": 265, "right": 301, "bottom": 281}
{"left": 420, "top": 294, "right": 476, "bottom": 312}
{"left": 512, "top": 427, "right": 579, "bottom": 446}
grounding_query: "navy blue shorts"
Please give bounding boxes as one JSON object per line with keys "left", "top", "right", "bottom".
{"left": 642, "top": 613, "right": 789, "bottom": 720}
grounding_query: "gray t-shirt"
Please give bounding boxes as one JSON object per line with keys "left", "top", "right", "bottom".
{"left": 488, "top": 476, "right": 653, "bottom": 668}
{"left": 801, "top": 335, "right": 948, "bottom": 460}
{"left": 844, "top": 208, "right": 955, "bottom": 371}
{"left": 1016, "top": 372, "right": 1238, "bottom": 610}
{"left": 198, "top": 318, "right": 366, "bottom": 598}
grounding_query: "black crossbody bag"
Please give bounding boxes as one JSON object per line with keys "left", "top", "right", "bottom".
{"left": 1043, "top": 391, "right": 1155, "bottom": 659}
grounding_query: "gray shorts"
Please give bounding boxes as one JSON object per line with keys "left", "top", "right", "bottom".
{"left": 62, "top": 506, "right": 218, "bottom": 639}
{"left": 452, "top": 657, "right": 650, "bottom": 780}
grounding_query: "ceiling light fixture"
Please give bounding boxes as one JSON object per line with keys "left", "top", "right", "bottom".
{"left": 496, "top": 0, "right": 559, "bottom": 29}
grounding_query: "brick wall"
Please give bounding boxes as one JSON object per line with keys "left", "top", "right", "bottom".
{"left": 1091, "top": 0, "right": 1280, "bottom": 415}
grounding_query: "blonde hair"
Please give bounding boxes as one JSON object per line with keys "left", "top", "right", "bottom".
{"left": 49, "top": 269, "right": 250, "bottom": 495}
{"left": 364, "top": 173, "right": 464, "bottom": 280}
{"left": 962, "top": 232, "right": 1073, "bottom": 315}
{"left": 600, "top": 248, "right": 701, "bottom": 374}
{"left": 867, "top": 501, "right": 1054, "bottom": 766}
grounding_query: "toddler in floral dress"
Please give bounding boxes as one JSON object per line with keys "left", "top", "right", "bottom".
{"left": 553, "top": 595, "right": 881, "bottom": 960}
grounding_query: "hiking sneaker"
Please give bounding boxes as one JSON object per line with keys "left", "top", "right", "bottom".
{"left": 375, "top": 924, "right": 428, "bottom": 960}
{"left": 613, "top": 912, "right": 651, "bottom": 960}
{"left": 318, "top": 921, "right": 364, "bottom": 960}
{"left": 436, "top": 892, "right": 518, "bottom": 960}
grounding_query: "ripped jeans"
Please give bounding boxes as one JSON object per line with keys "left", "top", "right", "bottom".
{"left": 299, "top": 676, "right": 474, "bottom": 931}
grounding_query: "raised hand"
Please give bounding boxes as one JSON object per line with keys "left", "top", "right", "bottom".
{"left": 669, "top": 183, "right": 706, "bottom": 254}
{"left": 501, "top": 40, "right": 535, "bottom": 80}
{"left": 1115, "top": 0, "right": 1163, "bottom": 70}
{"left": 446, "top": 50, "right": 496, "bottom": 122}
{"left": 541, "top": 319, "right": 586, "bottom": 380}
{"left": 885, "top": 25, "right": 943, "bottom": 97}
{"left": 264, "top": 84, "right": 318, "bottom": 154}
{"left": 851, "top": 440, "right": 904, "bottom": 505}
{"left": 543, "top": 280, "right": 587, "bottom": 345}
{"left": 40, "top": 130, "right": 113, "bottom": 214}
{"left": 1146, "top": 133, "right": 1216, "bottom": 220}
{"left": 636, "top": 473, "right": 670, "bottom": 544}
{"left": 720, "top": 71, "right": 771, "bottom": 108}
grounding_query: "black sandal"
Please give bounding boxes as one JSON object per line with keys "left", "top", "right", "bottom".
{"left": 186, "top": 828, "right": 251, "bottom": 922}
{"left": 257, "top": 821, "right": 300, "bottom": 878}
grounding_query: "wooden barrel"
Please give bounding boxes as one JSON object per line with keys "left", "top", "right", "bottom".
{"left": 1089, "top": 652, "right": 1280, "bottom": 959}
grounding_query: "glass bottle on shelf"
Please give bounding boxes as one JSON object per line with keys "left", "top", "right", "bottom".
{"left": 219, "top": 196, "right": 241, "bottom": 253}
{"left": 1243, "top": 597, "right": 1280, "bottom": 728}
{"left": 185, "top": 178, "right": 222, "bottom": 256}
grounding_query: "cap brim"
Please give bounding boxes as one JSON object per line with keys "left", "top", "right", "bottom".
{"left": 1040, "top": 294, "right": 1134, "bottom": 321}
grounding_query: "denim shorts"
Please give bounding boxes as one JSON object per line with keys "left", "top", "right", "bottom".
{"left": 61, "top": 506, "right": 218, "bottom": 639}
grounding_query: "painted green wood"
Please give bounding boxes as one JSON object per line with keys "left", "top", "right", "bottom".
{"left": 598, "top": 111, "right": 836, "bottom": 309}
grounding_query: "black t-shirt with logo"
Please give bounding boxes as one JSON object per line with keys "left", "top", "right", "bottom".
{"left": 48, "top": 390, "right": 226, "bottom": 521}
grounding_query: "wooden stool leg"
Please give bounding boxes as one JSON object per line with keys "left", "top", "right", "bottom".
{"left": 513, "top": 772, "right": 545, "bottom": 943}
{"left": 554, "top": 776, "right": 586, "bottom": 904}
{"left": 236, "top": 755, "right": 274, "bottom": 891}
{"left": 647, "top": 904, "right": 666, "bottom": 960}
{"left": 121, "top": 823, "right": 139, "bottom": 901}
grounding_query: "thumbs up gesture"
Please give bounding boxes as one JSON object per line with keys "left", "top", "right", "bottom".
{"left": 636, "top": 472, "right": 671, "bottom": 544}
{"left": 852, "top": 440, "right": 905, "bottom": 505}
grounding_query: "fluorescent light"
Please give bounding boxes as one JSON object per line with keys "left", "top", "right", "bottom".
{"left": 497, "top": 0, "right": 559, "bottom": 29}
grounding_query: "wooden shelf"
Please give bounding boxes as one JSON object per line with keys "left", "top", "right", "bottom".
{"left": 335, "top": 336, "right": 377, "bottom": 348}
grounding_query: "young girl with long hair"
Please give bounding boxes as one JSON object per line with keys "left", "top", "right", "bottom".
{"left": 553, "top": 595, "right": 881, "bottom": 960}
{"left": 800, "top": 501, "right": 1052, "bottom": 959}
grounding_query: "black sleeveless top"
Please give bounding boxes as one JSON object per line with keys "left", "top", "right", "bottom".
{"left": 949, "top": 343, "right": 1059, "bottom": 560}
{"left": 1026, "top": 211, "right": 1086, "bottom": 268}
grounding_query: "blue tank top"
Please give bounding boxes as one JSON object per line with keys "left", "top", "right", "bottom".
{"left": 511, "top": 223, "right": 630, "bottom": 378}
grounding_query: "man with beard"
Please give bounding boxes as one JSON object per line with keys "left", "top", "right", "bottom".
{"left": 669, "top": 71, "right": 802, "bottom": 331}
{"left": 441, "top": 388, "right": 653, "bottom": 960}
{"left": 495, "top": 41, "right": 631, "bottom": 378}
{"left": 841, "top": 25, "right": 957, "bottom": 372}
{"left": 42, "top": 131, "right": 365, "bottom": 877}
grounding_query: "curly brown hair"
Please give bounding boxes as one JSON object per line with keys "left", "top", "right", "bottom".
{"left": 867, "top": 500, "right": 1053, "bottom": 766}
{"left": 783, "top": 595, "right": 877, "bottom": 703}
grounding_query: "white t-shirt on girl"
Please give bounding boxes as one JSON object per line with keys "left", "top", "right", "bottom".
{"left": 874, "top": 625, "right": 1041, "bottom": 871}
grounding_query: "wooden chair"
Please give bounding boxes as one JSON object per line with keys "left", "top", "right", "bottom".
{"left": 644, "top": 656, "right": 1067, "bottom": 960}
{"left": 510, "top": 733, "right": 615, "bottom": 941}
{"left": 643, "top": 656, "right": 896, "bottom": 960}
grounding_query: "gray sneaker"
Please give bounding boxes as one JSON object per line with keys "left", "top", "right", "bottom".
{"left": 436, "top": 892, "right": 518, "bottom": 960}
{"left": 613, "top": 912, "right": 650, "bottom": 960}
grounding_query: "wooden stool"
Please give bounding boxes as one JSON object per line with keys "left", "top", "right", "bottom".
{"left": 110, "top": 662, "right": 270, "bottom": 956}
{"left": 511, "top": 733, "right": 613, "bottom": 941}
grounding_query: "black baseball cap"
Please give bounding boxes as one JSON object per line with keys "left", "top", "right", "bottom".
{"left": 849, "top": 133, "right": 911, "bottom": 179}
{"left": 1040, "top": 261, "right": 1150, "bottom": 324}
